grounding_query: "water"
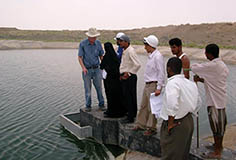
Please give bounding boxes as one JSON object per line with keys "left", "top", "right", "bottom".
{"left": 0, "top": 49, "right": 236, "bottom": 160}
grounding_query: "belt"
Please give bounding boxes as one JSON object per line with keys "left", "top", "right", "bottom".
{"left": 86, "top": 65, "right": 99, "bottom": 69}
{"left": 146, "top": 81, "right": 157, "bottom": 84}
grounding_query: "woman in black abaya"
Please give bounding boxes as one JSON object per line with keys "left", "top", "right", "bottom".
{"left": 100, "top": 42, "right": 126, "bottom": 118}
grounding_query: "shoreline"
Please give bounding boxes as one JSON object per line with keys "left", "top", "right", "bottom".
{"left": 1, "top": 40, "right": 236, "bottom": 64}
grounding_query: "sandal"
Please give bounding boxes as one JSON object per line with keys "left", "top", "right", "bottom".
{"left": 201, "top": 152, "right": 221, "bottom": 159}
{"left": 132, "top": 126, "right": 144, "bottom": 131}
{"left": 143, "top": 129, "right": 157, "bottom": 136}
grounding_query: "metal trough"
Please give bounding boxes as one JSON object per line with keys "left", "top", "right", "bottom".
{"left": 59, "top": 112, "right": 92, "bottom": 139}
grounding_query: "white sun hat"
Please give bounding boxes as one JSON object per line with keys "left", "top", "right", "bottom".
{"left": 143, "top": 35, "right": 159, "bottom": 48}
{"left": 114, "top": 32, "right": 125, "bottom": 40}
{"left": 85, "top": 28, "right": 100, "bottom": 37}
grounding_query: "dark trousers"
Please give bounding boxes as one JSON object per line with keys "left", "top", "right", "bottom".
{"left": 104, "top": 76, "right": 126, "bottom": 116}
{"left": 160, "top": 113, "right": 194, "bottom": 160}
{"left": 121, "top": 74, "right": 137, "bottom": 121}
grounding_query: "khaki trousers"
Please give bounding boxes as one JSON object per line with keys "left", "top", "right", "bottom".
{"left": 136, "top": 83, "right": 157, "bottom": 130}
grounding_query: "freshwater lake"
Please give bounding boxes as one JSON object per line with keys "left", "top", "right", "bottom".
{"left": 0, "top": 49, "right": 236, "bottom": 160}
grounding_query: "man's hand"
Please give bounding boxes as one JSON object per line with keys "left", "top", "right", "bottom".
{"left": 167, "top": 122, "right": 180, "bottom": 134}
{"left": 154, "top": 89, "right": 161, "bottom": 96}
{"left": 78, "top": 56, "right": 88, "bottom": 75}
{"left": 193, "top": 75, "right": 200, "bottom": 82}
{"left": 120, "top": 72, "right": 130, "bottom": 80}
{"left": 167, "top": 116, "right": 180, "bottom": 135}
{"left": 194, "top": 75, "right": 204, "bottom": 83}
{"left": 82, "top": 67, "right": 88, "bottom": 75}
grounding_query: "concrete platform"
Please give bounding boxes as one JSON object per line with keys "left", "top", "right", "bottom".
{"left": 60, "top": 108, "right": 236, "bottom": 160}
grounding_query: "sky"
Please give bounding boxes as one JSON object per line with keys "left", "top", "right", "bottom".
{"left": 0, "top": 0, "right": 236, "bottom": 30}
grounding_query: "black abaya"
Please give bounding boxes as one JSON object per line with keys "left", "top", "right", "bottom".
{"left": 100, "top": 42, "right": 126, "bottom": 117}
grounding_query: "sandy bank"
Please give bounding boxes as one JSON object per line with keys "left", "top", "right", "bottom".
{"left": 1, "top": 40, "right": 236, "bottom": 64}
{"left": 0, "top": 40, "right": 78, "bottom": 50}
{"left": 134, "top": 45, "right": 236, "bottom": 65}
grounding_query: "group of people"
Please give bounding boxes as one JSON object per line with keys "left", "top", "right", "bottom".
{"left": 78, "top": 27, "right": 229, "bottom": 159}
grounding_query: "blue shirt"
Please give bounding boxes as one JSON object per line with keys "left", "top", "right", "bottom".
{"left": 117, "top": 46, "right": 123, "bottom": 63}
{"left": 78, "top": 39, "right": 104, "bottom": 68}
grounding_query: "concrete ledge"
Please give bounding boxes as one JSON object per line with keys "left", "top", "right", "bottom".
{"left": 60, "top": 109, "right": 236, "bottom": 160}
{"left": 119, "top": 123, "right": 161, "bottom": 157}
{"left": 80, "top": 108, "right": 124, "bottom": 145}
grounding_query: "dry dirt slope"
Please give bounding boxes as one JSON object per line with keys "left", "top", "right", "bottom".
{"left": 0, "top": 22, "right": 236, "bottom": 48}
{"left": 113, "top": 22, "right": 236, "bottom": 48}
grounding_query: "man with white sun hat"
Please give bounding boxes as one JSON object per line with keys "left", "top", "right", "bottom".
{"left": 144, "top": 35, "right": 159, "bottom": 48}
{"left": 133, "top": 35, "right": 165, "bottom": 136}
{"left": 78, "top": 27, "right": 105, "bottom": 112}
{"left": 114, "top": 32, "right": 125, "bottom": 63}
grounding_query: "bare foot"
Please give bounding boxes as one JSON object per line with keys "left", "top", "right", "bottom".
{"left": 205, "top": 143, "right": 215, "bottom": 150}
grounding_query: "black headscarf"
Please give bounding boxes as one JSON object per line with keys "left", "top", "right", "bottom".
{"left": 100, "top": 42, "right": 120, "bottom": 77}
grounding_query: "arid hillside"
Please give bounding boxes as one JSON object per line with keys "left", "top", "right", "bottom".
{"left": 121, "top": 22, "right": 236, "bottom": 48}
{"left": 0, "top": 22, "right": 236, "bottom": 49}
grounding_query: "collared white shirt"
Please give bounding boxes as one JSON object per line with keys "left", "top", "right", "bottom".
{"left": 120, "top": 45, "right": 141, "bottom": 74}
{"left": 160, "top": 75, "right": 199, "bottom": 121}
{"left": 191, "top": 58, "right": 229, "bottom": 109}
{"left": 144, "top": 49, "right": 165, "bottom": 90}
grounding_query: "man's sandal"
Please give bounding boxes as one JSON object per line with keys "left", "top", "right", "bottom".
{"left": 132, "top": 126, "right": 144, "bottom": 131}
{"left": 143, "top": 129, "right": 157, "bottom": 136}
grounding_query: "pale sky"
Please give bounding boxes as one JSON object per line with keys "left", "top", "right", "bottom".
{"left": 0, "top": 0, "right": 235, "bottom": 30}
